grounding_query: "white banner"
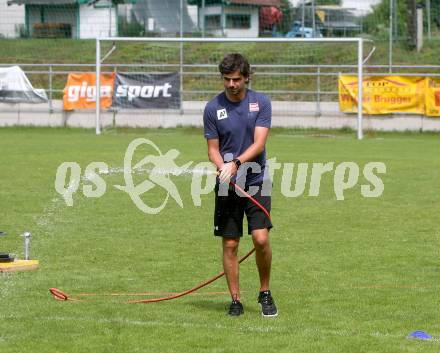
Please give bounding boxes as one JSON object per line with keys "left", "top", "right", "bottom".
{"left": 0, "top": 66, "right": 47, "bottom": 104}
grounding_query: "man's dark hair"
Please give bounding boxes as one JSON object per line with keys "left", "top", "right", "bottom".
{"left": 218, "top": 53, "right": 251, "bottom": 77}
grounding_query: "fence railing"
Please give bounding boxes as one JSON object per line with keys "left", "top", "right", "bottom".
{"left": 2, "top": 62, "right": 440, "bottom": 114}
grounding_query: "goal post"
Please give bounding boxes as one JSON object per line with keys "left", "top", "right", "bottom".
{"left": 95, "top": 37, "right": 366, "bottom": 139}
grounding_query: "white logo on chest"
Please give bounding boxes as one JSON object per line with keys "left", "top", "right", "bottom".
{"left": 217, "top": 108, "right": 228, "bottom": 120}
{"left": 249, "top": 102, "right": 259, "bottom": 112}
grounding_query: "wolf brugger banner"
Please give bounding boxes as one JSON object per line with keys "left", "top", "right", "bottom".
{"left": 425, "top": 78, "right": 440, "bottom": 117}
{"left": 112, "top": 73, "right": 180, "bottom": 109}
{"left": 339, "top": 76, "right": 425, "bottom": 115}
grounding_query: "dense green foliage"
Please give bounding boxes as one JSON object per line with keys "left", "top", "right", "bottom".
{"left": 316, "top": 0, "right": 341, "bottom": 5}
{"left": 363, "top": 0, "right": 410, "bottom": 38}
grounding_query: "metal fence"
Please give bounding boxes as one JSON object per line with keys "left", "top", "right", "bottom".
{"left": 3, "top": 61, "right": 440, "bottom": 113}
{"left": 0, "top": 62, "right": 348, "bottom": 110}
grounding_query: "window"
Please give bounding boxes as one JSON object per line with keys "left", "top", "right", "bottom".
{"left": 226, "top": 14, "right": 251, "bottom": 29}
{"left": 205, "top": 15, "right": 221, "bottom": 30}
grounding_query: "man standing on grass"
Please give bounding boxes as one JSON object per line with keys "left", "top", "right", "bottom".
{"left": 203, "top": 53, "right": 278, "bottom": 317}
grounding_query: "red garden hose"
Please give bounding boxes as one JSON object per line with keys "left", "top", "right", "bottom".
{"left": 49, "top": 180, "right": 271, "bottom": 303}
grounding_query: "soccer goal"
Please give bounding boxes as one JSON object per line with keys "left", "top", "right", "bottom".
{"left": 95, "top": 37, "right": 368, "bottom": 139}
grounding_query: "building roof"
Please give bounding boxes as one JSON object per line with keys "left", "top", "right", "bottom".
{"left": 229, "top": 0, "right": 281, "bottom": 6}
{"left": 8, "top": 0, "right": 91, "bottom": 4}
{"left": 188, "top": 0, "right": 280, "bottom": 7}
{"left": 7, "top": 0, "right": 135, "bottom": 5}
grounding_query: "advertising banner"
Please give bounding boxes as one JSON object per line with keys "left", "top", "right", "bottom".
{"left": 112, "top": 73, "right": 180, "bottom": 109}
{"left": 0, "top": 66, "right": 47, "bottom": 103}
{"left": 63, "top": 73, "right": 115, "bottom": 110}
{"left": 425, "top": 78, "right": 440, "bottom": 117}
{"left": 339, "top": 76, "right": 425, "bottom": 115}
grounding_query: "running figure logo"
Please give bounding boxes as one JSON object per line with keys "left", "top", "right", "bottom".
{"left": 115, "top": 138, "right": 192, "bottom": 214}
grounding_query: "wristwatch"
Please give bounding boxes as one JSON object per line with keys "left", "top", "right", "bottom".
{"left": 232, "top": 158, "right": 241, "bottom": 169}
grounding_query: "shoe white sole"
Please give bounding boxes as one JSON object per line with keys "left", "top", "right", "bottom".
{"left": 259, "top": 304, "right": 279, "bottom": 317}
{"left": 261, "top": 312, "right": 278, "bottom": 317}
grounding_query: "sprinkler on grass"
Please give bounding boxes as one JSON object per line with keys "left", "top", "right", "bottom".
{"left": 0, "top": 231, "right": 39, "bottom": 272}
{"left": 21, "top": 232, "right": 32, "bottom": 260}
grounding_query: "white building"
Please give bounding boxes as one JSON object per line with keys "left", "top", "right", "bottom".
{"left": 0, "top": 0, "right": 25, "bottom": 38}
{"left": 1, "top": 0, "right": 135, "bottom": 39}
{"left": 193, "top": 0, "right": 281, "bottom": 38}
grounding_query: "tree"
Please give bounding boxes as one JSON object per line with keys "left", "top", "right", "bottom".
{"left": 363, "top": 0, "right": 408, "bottom": 38}
{"left": 432, "top": 0, "right": 440, "bottom": 28}
{"left": 315, "top": 0, "right": 341, "bottom": 5}
{"left": 278, "top": 0, "right": 294, "bottom": 33}
{"left": 406, "top": 0, "right": 418, "bottom": 49}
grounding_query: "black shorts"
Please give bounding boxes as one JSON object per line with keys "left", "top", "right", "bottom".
{"left": 214, "top": 183, "right": 273, "bottom": 238}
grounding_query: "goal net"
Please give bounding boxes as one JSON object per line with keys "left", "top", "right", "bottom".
{"left": 95, "top": 37, "right": 368, "bottom": 139}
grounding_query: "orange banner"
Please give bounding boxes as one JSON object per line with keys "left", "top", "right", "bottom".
{"left": 425, "top": 77, "right": 440, "bottom": 117}
{"left": 63, "top": 73, "right": 115, "bottom": 110}
{"left": 339, "top": 75, "right": 426, "bottom": 115}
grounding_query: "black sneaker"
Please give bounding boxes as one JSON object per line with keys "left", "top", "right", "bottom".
{"left": 228, "top": 300, "right": 244, "bottom": 316}
{"left": 258, "top": 290, "right": 278, "bottom": 317}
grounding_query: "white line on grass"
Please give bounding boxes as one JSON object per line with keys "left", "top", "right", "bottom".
{"left": 93, "top": 166, "right": 216, "bottom": 178}
{"left": 0, "top": 273, "right": 15, "bottom": 300}
{"left": 40, "top": 316, "right": 283, "bottom": 333}
{"left": 7, "top": 315, "right": 440, "bottom": 342}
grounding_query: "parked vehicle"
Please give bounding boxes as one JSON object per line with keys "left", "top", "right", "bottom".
{"left": 286, "top": 21, "right": 323, "bottom": 38}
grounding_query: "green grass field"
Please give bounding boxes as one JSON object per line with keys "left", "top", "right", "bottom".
{"left": 0, "top": 127, "right": 439, "bottom": 353}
